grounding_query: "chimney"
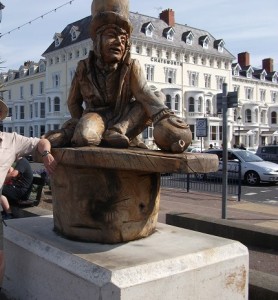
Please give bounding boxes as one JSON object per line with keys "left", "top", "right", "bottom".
{"left": 262, "top": 58, "right": 273, "bottom": 73}
{"left": 238, "top": 52, "right": 250, "bottom": 67}
{"left": 159, "top": 9, "right": 175, "bottom": 27}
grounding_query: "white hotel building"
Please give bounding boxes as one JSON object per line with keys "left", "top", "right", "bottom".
{"left": 1, "top": 9, "right": 278, "bottom": 149}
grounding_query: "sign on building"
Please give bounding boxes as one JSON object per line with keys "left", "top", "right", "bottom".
{"left": 196, "top": 118, "right": 208, "bottom": 137}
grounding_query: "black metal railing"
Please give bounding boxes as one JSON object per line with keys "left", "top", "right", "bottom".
{"left": 161, "top": 161, "right": 241, "bottom": 201}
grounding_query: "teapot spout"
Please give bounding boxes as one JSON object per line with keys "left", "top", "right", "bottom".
{"left": 170, "top": 140, "right": 186, "bottom": 153}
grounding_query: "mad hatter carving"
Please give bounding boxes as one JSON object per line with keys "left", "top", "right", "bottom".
{"left": 44, "top": 0, "right": 192, "bottom": 153}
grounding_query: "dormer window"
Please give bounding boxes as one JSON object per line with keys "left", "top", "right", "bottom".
{"left": 70, "top": 26, "right": 80, "bottom": 41}
{"left": 246, "top": 68, "right": 253, "bottom": 78}
{"left": 232, "top": 63, "right": 241, "bottom": 76}
{"left": 19, "top": 66, "right": 28, "bottom": 78}
{"left": 199, "top": 35, "right": 210, "bottom": 49}
{"left": 214, "top": 39, "right": 225, "bottom": 52}
{"left": 53, "top": 33, "right": 63, "bottom": 47}
{"left": 29, "top": 64, "right": 38, "bottom": 75}
{"left": 272, "top": 73, "right": 278, "bottom": 83}
{"left": 182, "top": 31, "right": 194, "bottom": 45}
{"left": 142, "top": 22, "right": 155, "bottom": 38}
{"left": 39, "top": 60, "right": 46, "bottom": 72}
{"left": 260, "top": 71, "right": 266, "bottom": 81}
{"left": 163, "top": 27, "right": 175, "bottom": 41}
{"left": 8, "top": 72, "right": 14, "bottom": 81}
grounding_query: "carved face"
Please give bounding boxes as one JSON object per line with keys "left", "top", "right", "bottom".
{"left": 100, "top": 27, "right": 127, "bottom": 64}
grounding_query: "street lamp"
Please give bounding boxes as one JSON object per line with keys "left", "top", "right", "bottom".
{"left": 237, "top": 116, "right": 242, "bottom": 146}
{"left": 0, "top": 2, "right": 5, "bottom": 23}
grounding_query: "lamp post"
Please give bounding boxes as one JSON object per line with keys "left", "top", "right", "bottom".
{"left": 0, "top": 2, "right": 5, "bottom": 23}
{"left": 237, "top": 116, "right": 242, "bottom": 146}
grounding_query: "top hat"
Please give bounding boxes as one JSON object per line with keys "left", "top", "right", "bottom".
{"left": 0, "top": 98, "right": 8, "bottom": 121}
{"left": 90, "top": 0, "right": 132, "bottom": 39}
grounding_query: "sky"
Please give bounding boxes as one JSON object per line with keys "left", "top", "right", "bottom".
{"left": 0, "top": 0, "right": 277, "bottom": 71}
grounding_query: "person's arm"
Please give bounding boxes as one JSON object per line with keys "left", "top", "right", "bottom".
{"left": 4, "top": 168, "right": 19, "bottom": 182}
{"left": 67, "top": 61, "right": 85, "bottom": 119}
{"left": 36, "top": 138, "right": 57, "bottom": 175}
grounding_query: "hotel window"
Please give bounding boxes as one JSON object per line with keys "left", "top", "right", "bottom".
{"left": 53, "top": 74, "right": 60, "bottom": 88}
{"left": 40, "top": 125, "right": 46, "bottom": 137}
{"left": 146, "top": 48, "right": 151, "bottom": 56}
{"left": 165, "top": 68, "right": 176, "bottom": 84}
{"left": 205, "top": 99, "right": 211, "bottom": 114}
{"left": 20, "top": 86, "right": 24, "bottom": 99}
{"left": 48, "top": 97, "right": 52, "bottom": 112}
{"left": 197, "top": 97, "right": 202, "bottom": 113}
{"left": 166, "top": 29, "right": 174, "bottom": 41}
{"left": 165, "top": 95, "right": 171, "bottom": 109}
{"left": 54, "top": 97, "right": 60, "bottom": 112}
{"left": 189, "top": 125, "right": 195, "bottom": 140}
{"left": 20, "top": 105, "right": 24, "bottom": 119}
{"left": 146, "top": 27, "right": 153, "bottom": 37}
{"left": 216, "top": 76, "right": 225, "bottom": 90}
{"left": 271, "top": 91, "right": 277, "bottom": 103}
{"left": 175, "top": 95, "right": 180, "bottom": 111}
{"left": 34, "top": 103, "right": 39, "bottom": 118}
{"left": 260, "top": 89, "right": 266, "bottom": 102}
{"left": 204, "top": 74, "right": 211, "bottom": 88}
{"left": 186, "top": 34, "right": 193, "bottom": 45}
{"left": 8, "top": 107, "right": 12, "bottom": 118}
{"left": 39, "top": 81, "right": 44, "bottom": 94}
{"left": 145, "top": 64, "right": 154, "bottom": 81}
{"left": 40, "top": 102, "right": 45, "bottom": 118}
{"left": 8, "top": 90, "right": 11, "bottom": 100}
{"left": 29, "top": 126, "right": 33, "bottom": 137}
{"left": 19, "top": 126, "right": 24, "bottom": 136}
{"left": 15, "top": 106, "right": 18, "bottom": 119}
{"left": 233, "top": 85, "right": 240, "bottom": 93}
{"left": 245, "top": 87, "right": 253, "bottom": 100}
{"left": 142, "top": 125, "right": 153, "bottom": 139}
{"left": 246, "top": 69, "right": 252, "bottom": 78}
{"left": 189, "top": 72, "right": 198, "bottom": 87}
{"left": 188, "top": 97, "right": 194, "bottom": 112}
{"left": 245, "top": 109, "right": 252, "bottom": 123}
{"left": 29, "top": 104, "right": 33, "bottom": 119}
{"left": 30, "top": 84, "right": 34, "bottom": 96}
{"left": 136, "top": 46, "right": 140, "bottom": 54}
{"left": 271, "top": 112, "right": 277, "bottom": 124}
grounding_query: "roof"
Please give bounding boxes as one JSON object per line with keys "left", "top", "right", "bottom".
{"left": 43, "top": 11, "right": 234, "bottom": 60}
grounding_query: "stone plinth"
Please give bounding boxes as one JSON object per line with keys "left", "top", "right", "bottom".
{"left": 3, "top": 216, "right": 249, "bottom": 300}
{"left": 50, "top": 147, "right": 218, "bottom": 243}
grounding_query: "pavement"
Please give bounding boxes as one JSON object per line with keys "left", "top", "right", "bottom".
{"left": 1, "top": 186, "right": 277, "bottom": 299}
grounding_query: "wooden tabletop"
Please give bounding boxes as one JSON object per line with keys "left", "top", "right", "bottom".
{"left": 51, "top": 147, "right": 219, "bottom": 174}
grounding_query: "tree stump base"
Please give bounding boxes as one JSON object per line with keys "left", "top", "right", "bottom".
{"left": 50, "top": 147, "right": 218, "bottom": 243}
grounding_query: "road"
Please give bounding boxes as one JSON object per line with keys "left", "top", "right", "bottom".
{"left": 241, "top": 182, "right": 278, "bottom": 205}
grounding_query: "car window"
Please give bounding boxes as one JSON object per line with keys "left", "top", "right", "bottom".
{"left": 228, "top": 153, "right": 238, "bottom": 160}
{"left": 235, "top": 150, "right": 263, "bottom": 162}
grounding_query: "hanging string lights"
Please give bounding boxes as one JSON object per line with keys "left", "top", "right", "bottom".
{"left": 0, "top": 1, "right": 75, "bottom": 38}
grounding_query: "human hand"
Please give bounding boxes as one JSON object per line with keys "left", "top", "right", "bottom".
{"left": 42, "top": 154, "right": 57, "bottom": 175}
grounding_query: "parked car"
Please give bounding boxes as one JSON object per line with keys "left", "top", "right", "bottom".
{"left": 256, "top": 145, "right": 278, "bottom": 164}
{"left": 204, "top": 149, "right": 278, "bottom": 185}
{"left": 185, "top": 146, "right": 202, "bottom": 153}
